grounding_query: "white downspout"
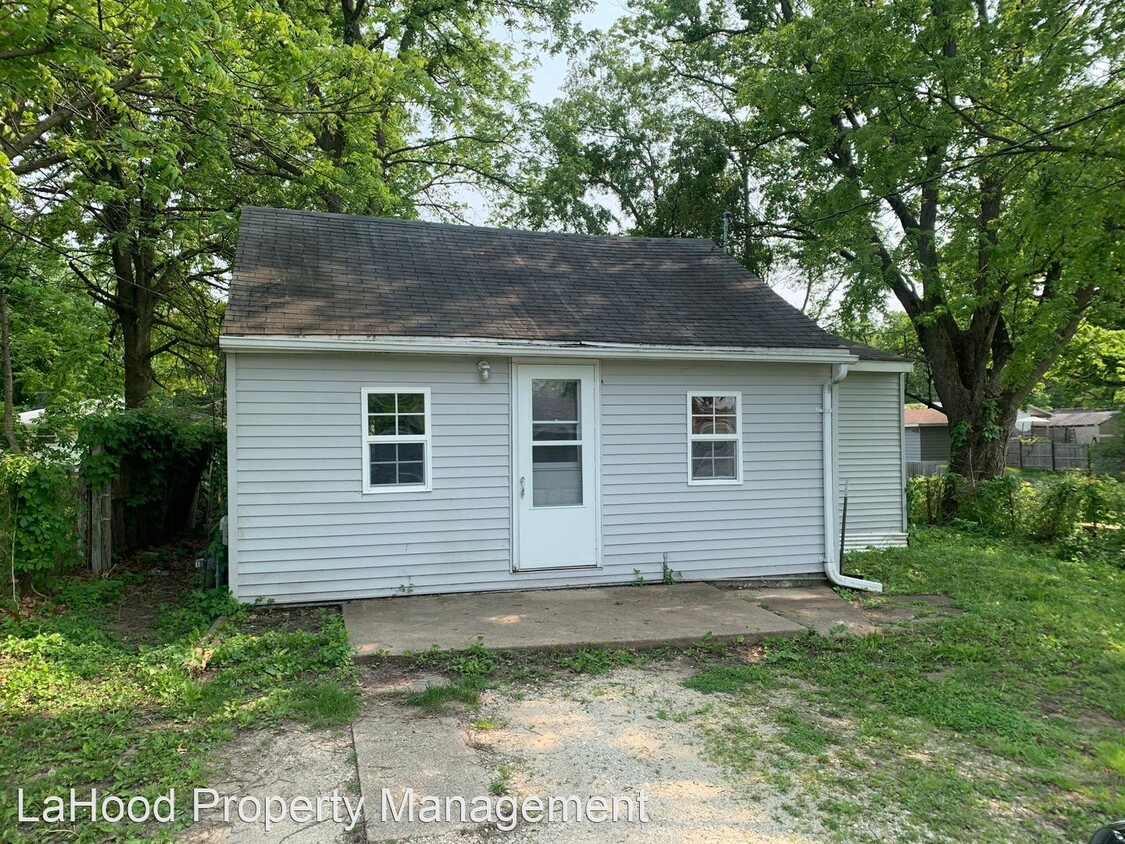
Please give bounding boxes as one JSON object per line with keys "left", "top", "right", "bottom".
{"left": 822, "top": 363, "right": 883, "bottom": 593}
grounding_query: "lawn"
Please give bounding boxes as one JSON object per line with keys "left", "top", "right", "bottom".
{"left": 0, "top": 546, "right": 358, "bottom": 843}
{"left": 684, "top": 526, "right": 1125, "bottom": 842}
{"left": 1, "top": 527, "right": 1121, "bottom": 843}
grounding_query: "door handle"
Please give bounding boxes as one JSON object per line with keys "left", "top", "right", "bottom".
{"left": 520, "top": 476, "right": 526, "bottom": 499}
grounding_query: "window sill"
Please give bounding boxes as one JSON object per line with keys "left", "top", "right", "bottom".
{"left": 362, "top": 485, "right": 433, "bottom": 495}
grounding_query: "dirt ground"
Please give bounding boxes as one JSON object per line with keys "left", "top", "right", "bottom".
{"left": 180, "top": 595, "right": 964, "bottom": 844}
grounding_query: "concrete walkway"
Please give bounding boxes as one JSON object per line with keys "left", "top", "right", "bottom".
{"left": 345, "top": 582, "right": 825, "bottom": 658}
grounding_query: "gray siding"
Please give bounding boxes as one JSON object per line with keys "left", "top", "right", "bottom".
{"left": 920, "top": 426, "right": 951, "bottom": 462}
{"left": 230, "top": 352, "right": 829, "bottom": 603}
{"left": 905, "top": 429, "right": 922, "bottom": 462}
{"left": 837, "top": 372, "right": 907, "bottom": 549}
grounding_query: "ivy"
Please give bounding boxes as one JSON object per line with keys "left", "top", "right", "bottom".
{"left": 0, "top": 454, "right": 79, "bottom": 583}
{"left": 78, "top": 409, "right": 217, "bottom": 508}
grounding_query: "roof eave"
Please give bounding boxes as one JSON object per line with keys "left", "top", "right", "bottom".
{"left": 219, "top": 334, "right": 859, "bottom": 365}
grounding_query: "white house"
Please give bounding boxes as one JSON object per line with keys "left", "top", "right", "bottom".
{"left": 220, "top": 207, "right": 912, "bottom": 604}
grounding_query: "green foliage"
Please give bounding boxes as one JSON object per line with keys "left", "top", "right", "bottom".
{"left": 0, "top": 453, "right": 79, "bottom": 580}
{"left": 0, "top": 573, "right": 357, "bottom": 841}
{"left": 79, "top": 409, "right": 215, "bottom": 494}
{"left": 683, "top": 664, "right": 770, "bottom": 694}
{"left": 556, "top": 647, "right": 637, "bottom": 675}
{"left": 4, "top": 0, "right": 585, "bottom": 405}
{"left": 403, "top": 682, "right": 481, "bottom": 711}
{"left": 908, "top": 472, "right": 1124, "bottom": 562}
{"left": 689, "top": 527, "right": 1125, "bottom": 839}
{"left": 525, "top": 0, "right": 1125, "bottom": 479}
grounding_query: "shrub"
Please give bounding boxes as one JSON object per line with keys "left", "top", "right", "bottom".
{"left": 1026, "top": 473, "right": 1124, "bottom": 541}
{"left": 908, "top": 471, "right": 1125, "bottom": 561}
{"left": 0, "top": 453, "right": 80, "bottom": 584}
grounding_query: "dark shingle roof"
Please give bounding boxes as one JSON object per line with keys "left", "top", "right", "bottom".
{"left": 224, "top": 207, "right": 855, "bottom": 352}
{"left": 842, "top": 341, "right": 913, "bottom": 364}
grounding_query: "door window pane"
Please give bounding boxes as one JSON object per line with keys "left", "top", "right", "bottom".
{"left": 533, "top": 380, "right": 579, "bottom": 422}
{"left": 533, "top": 444, "right": 582, "bottom": 506}
{"left": 533, "top": 422, "right": 579, "bottom": 441}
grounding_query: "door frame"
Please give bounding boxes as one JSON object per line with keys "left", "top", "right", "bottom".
{"left": 510, "top": 359, "right": 602, "bottom": 572}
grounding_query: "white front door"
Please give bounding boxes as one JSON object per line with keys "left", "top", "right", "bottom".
{"left": 513, "top": 364, "right": 599, "bottom": 570}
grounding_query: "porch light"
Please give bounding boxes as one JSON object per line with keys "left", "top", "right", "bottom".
{"left": 477, "top": 360, "right": 491, "bottom": 382}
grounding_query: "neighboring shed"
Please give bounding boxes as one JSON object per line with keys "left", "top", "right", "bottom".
{"left": 1030, "top": 409, "right": 1121, "bottom": 444}
{"left": 221, "top": 207, "right": 912, "bottom": 603}
{"left": 904, "top": 407, "right": 951, "bottom": 463}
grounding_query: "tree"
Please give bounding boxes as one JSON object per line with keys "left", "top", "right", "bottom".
{"left": 525, "top": 0, "right": 1125, "bottom": 481}
{"left": 3, "top": 0, "right": 580, "bottom": 405}
{"left": 514, "top": 37, "right": 771, "bottom": 272}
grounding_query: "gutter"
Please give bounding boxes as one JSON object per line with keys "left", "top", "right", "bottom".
{"left": 821, "top": 363, "right": 883, "bottom": 593}
{"left": 219, "top": 334, "right": 859, "bottom": 365}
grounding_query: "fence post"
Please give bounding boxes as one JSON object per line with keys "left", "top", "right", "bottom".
{"left": 88, "top": 444, "right": 112, "bottom": 574}
{"left": 1050, "top": 438, "right": 1055, "bottom": 471}
{"left": 1018, "top": 439, "right": 1023, "bottom": 469}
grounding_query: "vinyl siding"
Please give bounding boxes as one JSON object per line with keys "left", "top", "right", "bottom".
{"left": 229, "top": 352, "right": 829, "bottom": 603}
{"left": 920, "top": 426, "right": 951, "bottom": 462}
{"left": 837, "top": 372, "right": 907, "bottom": 549}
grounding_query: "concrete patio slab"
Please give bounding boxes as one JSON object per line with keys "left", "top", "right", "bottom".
{"left": 344, "top": 583, "right": 805, "bottom": 658}
{"left": 740, "top": 585, "right": 876, "bottom": 637}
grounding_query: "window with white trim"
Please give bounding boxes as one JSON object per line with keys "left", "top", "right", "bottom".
{"left": 687, "top": 392, "right": 742, "bottom": 485}
{"left": 362, "top": 389, "right": 432, "bottom": 492}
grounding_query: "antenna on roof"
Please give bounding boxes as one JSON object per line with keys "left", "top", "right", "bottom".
{"left": 721, "top": 211, "right": 732, "bottom": 252}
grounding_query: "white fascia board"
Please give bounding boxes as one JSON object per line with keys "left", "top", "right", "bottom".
{"left": 850, "top": 360, "right": 915, "bottom": 373}
{"left": 219, "top": 334, "right": 859, "bottom": 364}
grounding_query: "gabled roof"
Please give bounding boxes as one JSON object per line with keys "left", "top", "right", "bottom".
{"left": 1032, "top": 409, "right": 1119, "bottom": 427}
{"left": 904, "top": 408, "right": 948, "bottom": 426}
{"left": 223, "top": 207, "right": 867, "bottom": 355}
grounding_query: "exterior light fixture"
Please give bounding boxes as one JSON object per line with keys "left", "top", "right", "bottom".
{"left": 477, "top": 360, "right": 491, "bottom": 382}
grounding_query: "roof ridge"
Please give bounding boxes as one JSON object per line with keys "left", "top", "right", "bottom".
{"left": 240, "top": 205, "right": 723, "bottom": 248}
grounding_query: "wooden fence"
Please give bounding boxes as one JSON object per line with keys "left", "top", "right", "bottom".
{"left": 82, "top": 450, "right": 211, "bottom": 573}
{"left": 1006, "top": 439, "right": 1089, "bottom": 471}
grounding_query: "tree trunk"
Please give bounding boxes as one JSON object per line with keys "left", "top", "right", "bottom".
{"left": 121, "top": 308, "right": 155, "bottom": 408}
{"left": 945, "top": 406, "right": 1013, "bottom": 480}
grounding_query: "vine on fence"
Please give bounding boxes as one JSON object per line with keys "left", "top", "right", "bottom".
{"left": 0, "top": 453, "right": 79, "bottom": 592}
{"left": 1, "top": 409, "right": 223, "bottom": 596}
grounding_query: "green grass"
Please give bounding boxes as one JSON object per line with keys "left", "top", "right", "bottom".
{"left": 0, "top": 571, "right": 357, "bottom": 842}
{"left": 403, "top": 682, "right": 481, "bottom": 710}
{"left": 685, "top": 526, "right": 1125, "bottom": 842}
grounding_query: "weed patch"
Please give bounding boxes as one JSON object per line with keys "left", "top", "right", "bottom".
{"left": 0, "top": 561, "right": 356, "bottom": 842}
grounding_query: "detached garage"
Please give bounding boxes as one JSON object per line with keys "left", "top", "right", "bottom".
{"left": 221, "top": 207, "right": 911, "bottom": 604}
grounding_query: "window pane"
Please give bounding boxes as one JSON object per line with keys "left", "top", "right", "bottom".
{"left": 369, "top": 415, "right": 396, "bottom": 436}
{"left": 712, "top": 458, "right": 737, "bottom": 479}
{"left": 370, "top": 443, "right": 397, "bottom": 463}
{"left": 397, "top": 462, "right": 425, "bottom": 484}
{"left": 532, "top": 379, "right": 578, "bottom": 421}
{"left": 397, "top": 393, "right": 425, "bottom": 413}
{"left": 398, "top": 414, "right": 425, "bottom": 435}
{"left": 397, "top": 443, "right": 424, "bottom": 462}
{"left": 533, "top": 422, "right": 578, "bottom": 441}
{"left": 368, "top": 393, "right": 395, "bottom": 414}
{"left": 692, "top": 396, "right": 715, "bottom": 414}
{"left": 692, "top": 442, "right": 716, "bottom": 460}
{"left": 532, "top": 444, "right": 582, "bottom": 506}
{"left": 692, "top": 458, "right": 715, "bottom": 478}
{"left": 713, "top": 396, "right": 736, "bottom": 413}
{"left": 370, "top": 462, "right": 396, "bottom": 486}
{"left": 712, "top": 441, "right": 736, "bottom": 459}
